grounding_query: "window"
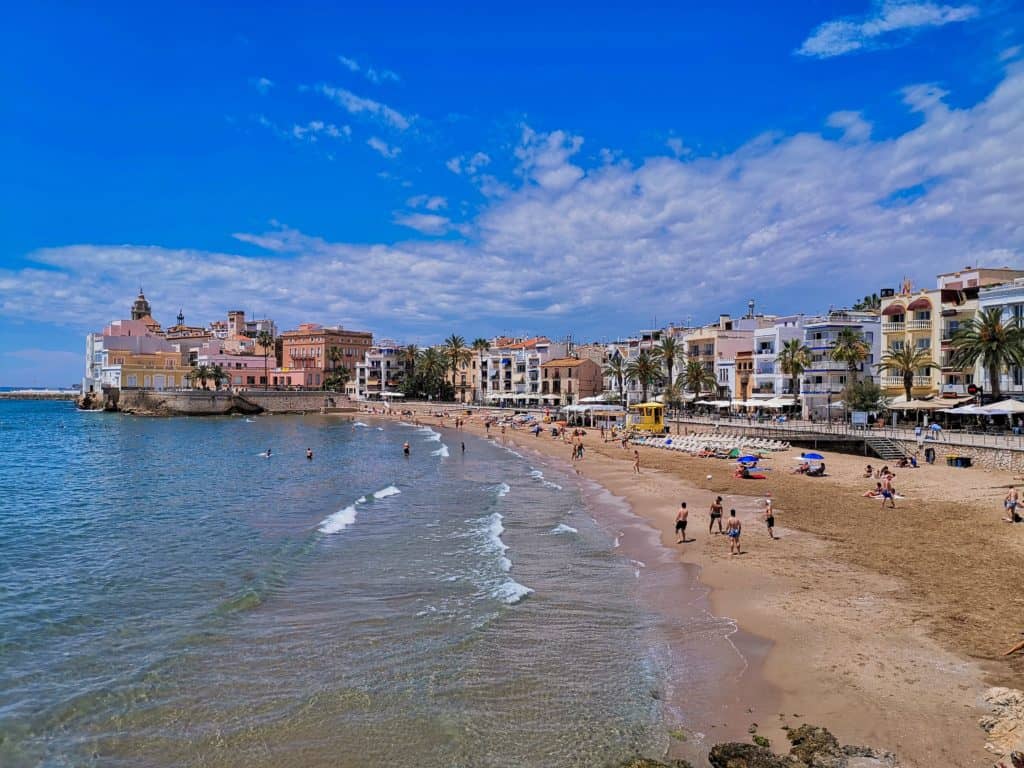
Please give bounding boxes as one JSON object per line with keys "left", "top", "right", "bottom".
{"left": 891, "top": 340, "right": 905, "bottom": 352}
{"left": 915, "top": 338, "right": 930, "bottom": 350}
{"left": 1015, "top": 367, "right": 1023, "bottom": 387}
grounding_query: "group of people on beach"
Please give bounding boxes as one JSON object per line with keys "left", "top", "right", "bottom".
{"left": 675, "top": 494, "right": 776, "bottom": 554}
{"left": 862, "top": 464, "right": 899, "bottom": 508}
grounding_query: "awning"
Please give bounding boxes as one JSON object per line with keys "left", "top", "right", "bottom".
{"left": 887, "top": 398, "right": 955, "bottom": 411}
{"left": 982, "top": 399, "right": 1024, "bottom": 414}
{"left": 906, "top": 297, "right": 932, "bottom": 311}
{"left": 946, "top": 404, "right": 986, "bottom": 415}
{"left": 380, "top": 391, "right": 405, "bottom": 398}
{"left": 882, "top": 304, "right": 906, "bottom": 316}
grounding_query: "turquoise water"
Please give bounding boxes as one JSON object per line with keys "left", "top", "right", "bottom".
{"left": 0, "top": 401, "right": 705, "bottom": 767}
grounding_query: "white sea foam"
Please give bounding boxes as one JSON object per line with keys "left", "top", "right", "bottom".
{"left": 432, "top": 444, "right": 450, "bottom": 458}
{"left": 376, "top": 427, "right": 384, "bottom": 431}
{"left": 493, "top": 579, "right": 534, "bottom": 604}
{"left": 529, "top": 469, "right": 543, "bottom": 479}
{"left": 528, "top": 468, "right": 561, "bottom": 490}
{"left": 354, "top": 421, "right": 369, "bottom": 427}
{"left": 486, "top": 513, "right": 508, "bottom": 554}
{"left": 496, "top": 482, "right": 511, "bottom": 497}
{"left": 373, "top": 485, "right": 401, "bottom": 499}
{"left": 550, "top": 523, "right": 578, "bottom": 535}
{"left": 613, "top": 531, "right": 624, "bottom": 548}
{"left": 319, "top": 505, "right": 357, "bottom": 534}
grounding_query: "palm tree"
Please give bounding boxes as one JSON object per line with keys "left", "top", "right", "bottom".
{"left": 324, "top": 366, "right": 350, "bottom": 393}
{"left": 625, "top": 351, "right": 663, "bottom": 404}
{"left": 877, "top": 346, "right": 938, "bottom": 404}
{"left": 777, "top": 338, "right": 812, "bottom": 405}
{"left": 602, "top": 354, "right": 627, "bottom": 404}
{"left": 443, "top": 334, "right": 472, "bottom": 402}
{"left": 830, "top": 327, "right": 871, "bottom": 383}
{"left": 679, "top": 359, "right": 716, "bottom": 400}
{"left": 256, "top": 329, "right": 275, "bottom": 390}
{"left": 471, "top": 337, "right": 490, "bottom": 404}
{"left": 415, "top": 347, "right": 449, "bottom": 399}
{"left": 400, "top": 344, "right": 418, "bottom": 382}
{"left": 209, "top": 364, "right": 226, "bottom": 391}
{"left": 652, "top": 337, "right": 683, "bottom": 392}
{"left": 852, "top": 293, "right": 881, "bottom": 312}
{"left": 950, "top": 306, "right": 1024, "bottom": 401}
{"left": 191, "top": 364, "right": 211, "bottom": 390}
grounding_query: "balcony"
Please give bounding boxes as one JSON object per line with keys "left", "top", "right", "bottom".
{"left": 807, "top": 360, "right": 848, "bottom": 372}
{"left": 907, "top": 319, "right": 932, "bottom": 331}
{"left": 883, "top": 375, "right": 932, "bottom": 388}
{"left": 882, "top": 322, "right": 905, "bottom": 333}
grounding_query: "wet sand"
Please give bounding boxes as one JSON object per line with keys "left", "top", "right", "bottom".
{"left": 370, "top": 405, "right": 1022, "bottom": 767}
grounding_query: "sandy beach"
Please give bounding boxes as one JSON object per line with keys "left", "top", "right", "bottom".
{"left": 366, "top": 404, "right": 1024, "bottom": 767}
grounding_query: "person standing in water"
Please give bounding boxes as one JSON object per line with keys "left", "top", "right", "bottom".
{"left": 709, "top": 496, "right": 724, "bottom": 534}
{"left": 725, "top": 509, "right": 742, "bottom": 555}
{"left": 306, "top": 448, "right": 313, "bottom": 461}
{"left": 403, "top": 442, "right": 410, "bottom": 457}
{"left": 675, "top": 502, "right": 689, "bottom": 544}
{"left": 633, "top": 450, "right": 641, "bottom": 474}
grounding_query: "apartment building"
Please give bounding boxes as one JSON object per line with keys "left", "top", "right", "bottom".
{"left": 279, "top": 323, "right": 373, "bottom": 388}
{"left": 800, "top": 311, "right": 881, "bottom": 419}
{"left": 354, "top": 340, "right": 412, "bottom": 400}
{"left": 540, "top": 357, "right": 603, "bottom": 406}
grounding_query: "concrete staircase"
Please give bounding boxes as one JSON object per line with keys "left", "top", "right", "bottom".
{"left": 865, "top": 436, "right": 911, "bottom": 461}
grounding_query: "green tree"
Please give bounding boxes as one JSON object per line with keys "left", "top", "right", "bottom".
{"left": 324, "top": 365, "right": 350, "bottom": 393}
{"left": 949, "top": 306, "right": 1024, "bottom": 401}
{"left": 443, "top": 334, "right": 472, "bottom": 402}
{"left": 209, "top": 364, "right": 226, "bottom": 391}
{"left": 679, "top": 359, "right": 716, "bottom": 400}
{"left": 602, "top": 354, "right": 627, "bottom": 404}
{"left": 830, "top": 327, "right": 871, "bottom": 383}
{"left": 625, "top": 350, "right": 663, "bottom": 404}
{"left": 404, "top": 347, "right": 451, "bottom": 400}
{"left": 471, "top": 337, "right": 490, "bottom": 404}
{"left": 256, "top": 329, "right": 275, "bottom": 390}
{"left": 842, "top": 378, "right": 887, "bottom": 413}
{"left": 652, "top": 337, "right": 683, "bottom": 393}
{"left": 191, "top": 364, "right": 211, "bottom": 390}
{"left": 852, "top": 293, "right": 881, "bottom": 311}
{"left": 877, "top": 346, "right": 938, "bottom": 404}
{"left": 777, "top": 338, "right": 812, "bottom": 405}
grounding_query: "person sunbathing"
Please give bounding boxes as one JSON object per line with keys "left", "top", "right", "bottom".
{"left": 792, "top": 462, "right": 810, "bottom": 475}
{"left": 863, "top": 464, "right": 874, "bottom": 478}
{"left": 863, "top": 483, "right": 883, "bottom": 498}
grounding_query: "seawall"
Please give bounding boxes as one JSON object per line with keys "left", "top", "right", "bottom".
{"left": 93, "top": 389, "right": 355, "bottom": 416}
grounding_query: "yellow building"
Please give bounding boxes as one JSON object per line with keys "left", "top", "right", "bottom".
{"left": 880, "top": 268, "right": 1024, "bottom": 399}
{"left": 102, "top": 349, "right": 191, "bottom": 390}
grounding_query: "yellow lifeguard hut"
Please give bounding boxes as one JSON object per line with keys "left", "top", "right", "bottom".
{"left": 627, "top": 402, "right": 665, "bottom": 433}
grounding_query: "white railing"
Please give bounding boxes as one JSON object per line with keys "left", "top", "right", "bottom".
{"left": 882, "top": 322, "right": 905, "bottom": 333}
{"left": 907, "top": 319, "right": 932, "bottom": 331}
{"left": 883, "top": 375, "right": 933, "bottom": 388}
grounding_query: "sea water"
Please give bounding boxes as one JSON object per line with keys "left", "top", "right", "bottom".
{"left": 0, "top": 401, "right": 724, "bottom": 767}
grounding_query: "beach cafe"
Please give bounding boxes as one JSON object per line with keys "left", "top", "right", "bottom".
{"left": 627, "top": 402, "right": 665, "bottom": 433}
{"left": 560, "top": 403, "right": 625, "bottom": 428}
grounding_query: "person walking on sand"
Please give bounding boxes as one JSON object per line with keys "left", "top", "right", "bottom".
{"left": 709, "top": 496, "right": 724, "bottom": 534}
{"left": 675, "top": 502, "right": 689, "bottom": 543}
{"left": 880, "top": 473, "right": 896, "bottom": 509}
{"left": 725, "top": 509, "right": 742, "bottom": 555}
{"left": 1004, "top": 487, "right": 1021, "bottom": 523}
{"left": 763, "top": 496, "right": 776, "bottom": 539}
{"left": 633, "top": 450, "right": 641, "bottom": 474}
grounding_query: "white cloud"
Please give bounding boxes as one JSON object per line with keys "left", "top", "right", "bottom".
{"left": 317, "top": 85, "right": 411, "bottom": 131}
{"left": 666, "top": 137, "right": 688, "bottom": 158}
{"left": 6, "top": 71, "right": 1024, "bottom": 340}
{"left": 393, "top": 212, "right": 452, "bottom": 235}
{"left": 251, "top": 77, "right": 274, "bottom": 94}
{"left": 407, "top": 195, "right": 448, "bottom": 211}
{"left": 338, "top": 55, "right": 400, "bottom": 84}
{"left": 367, "top": 136, "right": 401, "bottom": 158}
{"left": 257, "top": 115, "right": 350, "bottom": 144}
{"left": 797, "top": 1, "right": 979, "bottom": 58}
{"left": 446, "top": 151, "right": 491, "bottom": 175}
{"left": 826, "top": 110, "right": 873, "bottom": 142}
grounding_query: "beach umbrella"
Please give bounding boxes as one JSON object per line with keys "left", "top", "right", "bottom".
{"left": 802, "top": 452, "right": 824, "bottom": 460}
{"left": 739, "top": 455, "right": 759, "bottom": 463}
{"left": 792, "top": 456, "right": 821, "bottom": 463}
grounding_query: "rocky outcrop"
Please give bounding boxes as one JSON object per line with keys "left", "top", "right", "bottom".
{"left": 622, "top": 725, "right": 896, "bottom": 768}
{"left": 981, "top": 687, "right": 1024, "bottom": 757}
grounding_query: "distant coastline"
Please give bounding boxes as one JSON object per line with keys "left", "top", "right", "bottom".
{"left": 0, "top": 388, "right": 78, "bottom": 400}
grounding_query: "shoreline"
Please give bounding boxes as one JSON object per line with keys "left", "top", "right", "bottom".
{"left": 372, "top": 404, "right": 1003, "bottom": 767}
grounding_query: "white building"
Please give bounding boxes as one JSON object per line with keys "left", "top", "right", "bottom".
{"left": 752, "top": 315, "right": 806, "bottom": 401}
{"left": 353, "top": 340, "right": 409, "bottom": 400}
{"left": 977, "top": 279, "right": 1024, "bottom": 397}
{"left": 800, "top": 310, "right": 881, "bottom": 419}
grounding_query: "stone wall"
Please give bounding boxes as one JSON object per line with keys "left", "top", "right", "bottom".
{"left": 110, "top": 389, "right": 355, "bottom": 416}
{"left": 892, "top": 437, "right": 1024, "bottom": 472}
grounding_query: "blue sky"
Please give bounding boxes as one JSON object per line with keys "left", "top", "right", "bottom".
{"left": 2, "top": 1, "right": 1023, "bottom": 385}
